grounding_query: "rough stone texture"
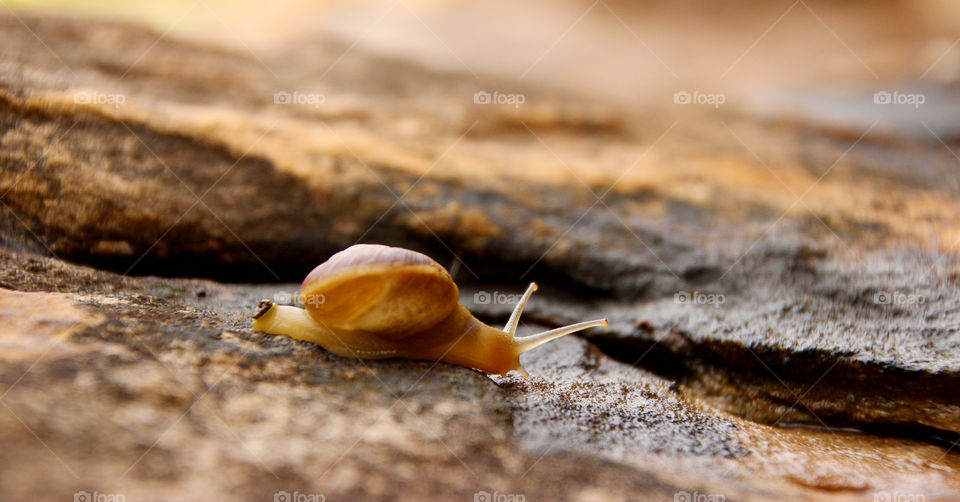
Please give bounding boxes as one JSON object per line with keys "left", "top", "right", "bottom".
{"left": 0, "top": 251, "right": 689, "bottom": 502}
{"left": 0, "top": 7, "right": 959, "bottom": 502}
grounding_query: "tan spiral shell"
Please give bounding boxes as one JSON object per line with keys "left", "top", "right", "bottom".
{"left": 300, "top": 244, "right": 459, "bottom": 339}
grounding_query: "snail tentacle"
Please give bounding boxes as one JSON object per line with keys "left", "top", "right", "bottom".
{"left": 253, "top": 299, "right": 274, "bottom": 319}
{"left": 515, "top": 318, "right": 609, "bottom": 354}
{"left": 504, "top": 282, "right": 538, "bottom": 336}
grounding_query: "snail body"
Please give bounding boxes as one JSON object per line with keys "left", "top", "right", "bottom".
{"left": 252, "top": 244, "right": 607, "bottom": 377}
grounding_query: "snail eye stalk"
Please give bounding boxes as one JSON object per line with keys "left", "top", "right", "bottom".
{"left": 504, "top": 282, "right": 538, "bottom": 335}
{"left": 502, "top": 282, "right": 608, "bottom": 354}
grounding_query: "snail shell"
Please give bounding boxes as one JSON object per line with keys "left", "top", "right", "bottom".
{"left": 301, "top": 244, "right": 458, "bottom": 338}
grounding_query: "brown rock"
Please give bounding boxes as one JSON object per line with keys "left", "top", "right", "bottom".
{"left": 0, "top": 8, "right": 959, "bottom": 502}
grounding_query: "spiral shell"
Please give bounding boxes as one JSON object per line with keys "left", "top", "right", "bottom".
{"left": 300, "top": 244, "right": 459, "bottom": 338}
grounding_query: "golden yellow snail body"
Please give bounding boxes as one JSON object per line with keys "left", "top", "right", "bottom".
{"left": 251, "top": 244, "right": 608, "bottom": 376}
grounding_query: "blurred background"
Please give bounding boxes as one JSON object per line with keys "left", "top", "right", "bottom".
{"left": 6, "top": 0, "right": 960, "bottom": 132}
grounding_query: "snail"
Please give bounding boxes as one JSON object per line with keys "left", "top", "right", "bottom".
{"left": 251, "top": 244, "right": 608, "bottom": 376}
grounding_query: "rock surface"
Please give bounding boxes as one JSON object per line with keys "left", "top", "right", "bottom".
{"left": 0, "top": 7, "right": 959, "bottom": 502}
